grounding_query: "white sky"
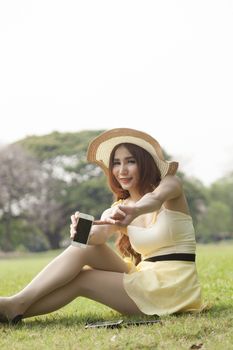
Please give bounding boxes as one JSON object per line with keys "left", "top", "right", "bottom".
{"left": 0, "top": 1, "right": 233, "bottom": 186}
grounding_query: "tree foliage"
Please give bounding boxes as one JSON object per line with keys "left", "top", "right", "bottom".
{"left": 195, "top": 173, "right": 233, "bottom": 241}
{"left": 0, "top": 144, "right": 41, "bottom": 250}
{"left": 17, "top": 130, "right": 104, "bottom": 160}
{"left": 0, "top": 130, "right": 232, "bottom": 252}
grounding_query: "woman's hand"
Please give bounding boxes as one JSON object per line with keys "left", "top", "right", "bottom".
{"left": 69, "top": 210, "right": 120, "bottom": 245}
{"left": 70, "top": 211, "right": 79, "bottom": 239}
{"left": 94, "top": 205, "right": 125, "bottom": 225}
{"left": 94, "top": 204, "right": 138, "bottom": 227}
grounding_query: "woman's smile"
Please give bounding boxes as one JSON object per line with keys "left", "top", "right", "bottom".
{"left": 118, "top": 177, "right": 134, "bottom": 188}
{"left": 119, "top": 177, "right": 132, "bottom": 184}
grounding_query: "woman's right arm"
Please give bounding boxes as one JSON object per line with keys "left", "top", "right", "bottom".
{"left": 89, "top": 208, "right": 120, "bottom": 245}
{"left": 70, "top": 208, "right": 122, "bottom": 246}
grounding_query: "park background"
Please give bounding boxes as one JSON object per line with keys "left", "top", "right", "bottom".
{"left": 0, "top": 0, "right": 232, "bottom": 252}
{"left": 1, "top": 1, "right": 233, "bottom": 186}
{"left": 0, "top": 131, "right": 232, "bottom": 350}
{"left": 0, "top": 129, "right": 232, "bottom": 253}
{"left": 0, "top": 2, "right": 233, "bottom": 349}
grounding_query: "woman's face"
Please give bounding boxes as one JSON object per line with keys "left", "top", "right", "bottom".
{"left": 112, "top": 145, "right": 140, "bottom": 192}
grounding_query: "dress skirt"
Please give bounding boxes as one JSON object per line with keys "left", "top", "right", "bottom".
{"left": 123, "top": 259, "right": 203, "bottom": 316}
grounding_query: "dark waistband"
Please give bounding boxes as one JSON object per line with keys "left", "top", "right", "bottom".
{"left": 144, "top": 253, "right": 196, "bottom": 262}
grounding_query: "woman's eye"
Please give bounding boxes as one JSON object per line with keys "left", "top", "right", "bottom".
{"left": 113, "top": 161, "right": 120, "bottom": 166}
{"left": 112, "top": 158, "right": 136, "bottom": 166}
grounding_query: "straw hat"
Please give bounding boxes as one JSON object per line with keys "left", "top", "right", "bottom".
{"left": 87, "top": 128, "right": 178, "bottom": 178}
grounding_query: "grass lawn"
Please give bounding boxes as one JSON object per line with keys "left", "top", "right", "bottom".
{"left": 0, "top": 243, "right": 233, "bottom": 350}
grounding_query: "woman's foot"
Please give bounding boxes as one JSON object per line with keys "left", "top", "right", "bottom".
{"left": 0, "top": 313, "right": 23, "bottom": 324}
{"left": 0, "top": 297, "right": 23, "bottom": 324}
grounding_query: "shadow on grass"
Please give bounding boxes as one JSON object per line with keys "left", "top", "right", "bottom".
{"left": 167, "top": 303, "right": 233, "bottom": 320}
{"left": 2, "top": 303, "right": 232, "bottom": 329}
{"left": 202, "top": 303, "right": 233, "bottom": 318}
{"left": 4, "top": 313, "right": 162, "bottom": 329}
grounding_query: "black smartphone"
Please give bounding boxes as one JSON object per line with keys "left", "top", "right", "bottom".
{"left": 71, "top": 213, "right": 94, "bottom": 247}
{"left": 85, "top": 320, "right": 124, "bottom": 329}
{"left": 123, "top": 319, "right": 161, "bottom": 326}
{"left": 85, "top": 319, "right": 161, "bottom": 329}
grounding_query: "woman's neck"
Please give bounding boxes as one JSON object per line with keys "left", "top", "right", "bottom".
{"left": 127, "top": 190, "right": 142, "bottom": 203}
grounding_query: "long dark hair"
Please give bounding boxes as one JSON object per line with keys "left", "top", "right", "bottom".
{"left": 107, "top": 143, "right": 161, "bottom": 265}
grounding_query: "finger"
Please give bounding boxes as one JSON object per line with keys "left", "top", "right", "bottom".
{"left": 71, "top": 215, "right": 76, "bottom": 224}
{"left": 114, "top": 220, "right": 127, "bottom": 226}
{"left": 70, "top": 228, "right": 77, "bottom": 237}
{"left": 117, "top": 208, "right": 126, "bottom": 216}
{"left": 70, "top": 224, "right": 76, "bottom": 237}
{"left": 71, "top": 215, "right": 79, "bottom": 226}
{"left": 118, "top": 205, "right": 132, "bottom": 215}
{"left": 93, "top": 219, "right": 116, "bottom": 225}
{"left": 93, "top": 220, "right": 105, "bottom": 225}
{"left": 70, "top": 231, "right": 76, "bottom": 239}
{"left": 111, "top": 212, "right": 126, "bottom": 220}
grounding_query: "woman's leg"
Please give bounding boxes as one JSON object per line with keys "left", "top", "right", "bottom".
{"left": 24, "top": 268, "right": 143, "bottom": 318}
{"left": 0, "top": 244, "right": 129, "bottom": 320}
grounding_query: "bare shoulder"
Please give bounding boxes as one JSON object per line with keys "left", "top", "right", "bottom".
{"left": 152, "top": 175, "right": 184, "bottom": 205}
{"left": 162, "top": 176, "right": 189, "bottom": 213}
{"left": 160, "top": 175, "right": 183, "bottom": 190}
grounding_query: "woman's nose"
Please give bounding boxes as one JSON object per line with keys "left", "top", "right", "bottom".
{"left": 119, "top": 163, "right": 128, "bottom": 174}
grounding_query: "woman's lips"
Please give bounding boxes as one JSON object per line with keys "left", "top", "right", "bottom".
{"left": 119, "top": 178, "right": 132, "bottom": 184}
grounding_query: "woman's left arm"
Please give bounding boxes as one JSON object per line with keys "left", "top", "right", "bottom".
{"left": 111, "top": 175, "right": 183, "bottom": 226}
{"left": 134, "top": 175, "right": 182, "bottom": 215}
{"left": 93, "top": 176, "right": 183, "bottom": 228}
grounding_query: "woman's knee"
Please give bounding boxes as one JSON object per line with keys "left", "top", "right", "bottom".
{"left": 75, "top": 269, "right": 96, "bottom": 295}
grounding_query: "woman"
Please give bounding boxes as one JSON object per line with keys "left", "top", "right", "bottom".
{"left": 0, "top": 128, "right": 203, "bottom": 324}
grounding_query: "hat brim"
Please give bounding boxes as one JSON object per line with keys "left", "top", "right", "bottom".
{"left": 87, "top": 128, "right": 178, "bottom": 178}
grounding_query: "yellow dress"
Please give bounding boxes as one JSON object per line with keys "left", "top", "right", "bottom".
{"left": 122, "top": 208, "right": 203, "bottom": 316}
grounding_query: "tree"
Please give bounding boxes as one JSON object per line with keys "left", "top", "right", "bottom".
{"left": 17, "top": 130, "right": 103, "bottom": 161}
{"left": 0, "top": 144, "right": 41, "bottom": 250}
{"left": 196, "top": 201, "right": 232, "bottom": 242}
{"left": 25, "top": 170, "right": 67, "bottom": 249}
{"left": 2, "top": 129, "right": 231, "bottom": 251}
{"left": 179, "top": 174, "right": 208, "bottom": 228}
{"left": 8, "top": 130, "right": 106, "bottom": 250}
